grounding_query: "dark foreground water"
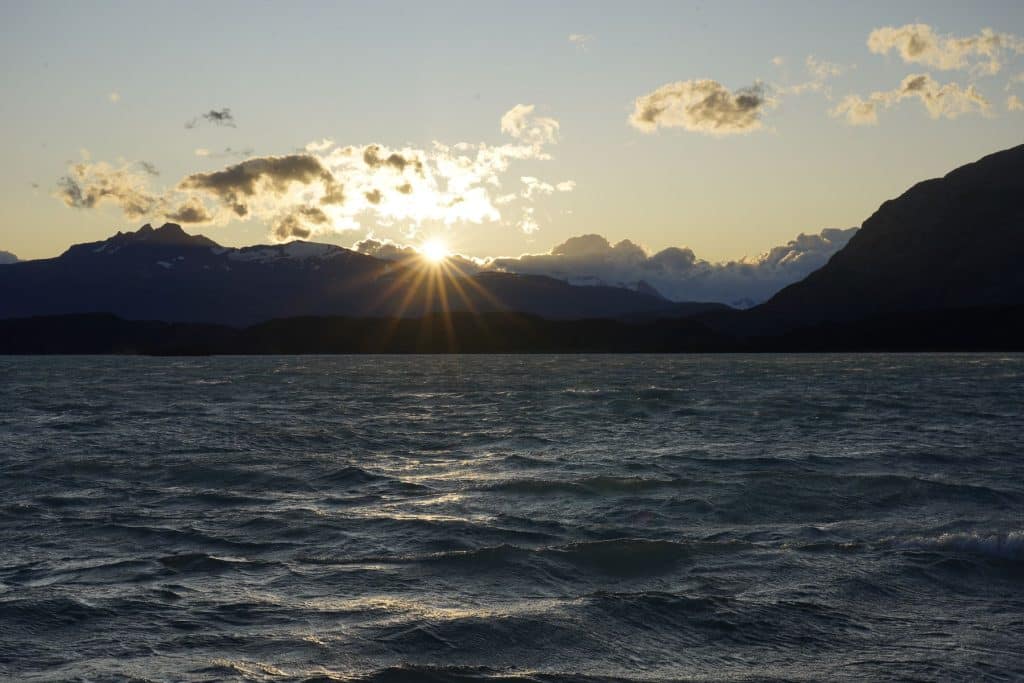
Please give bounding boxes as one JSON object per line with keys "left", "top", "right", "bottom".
{"left": 1, "top": 355, "right": 1022, "bottom": 682}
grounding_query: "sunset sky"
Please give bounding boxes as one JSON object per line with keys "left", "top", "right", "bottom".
{"left": 3, "top": 0, "right": 1023, "bottom": 271}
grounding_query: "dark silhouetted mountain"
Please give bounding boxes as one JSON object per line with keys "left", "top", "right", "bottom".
{"left": 756, "top": 144, "right": 1024, "bottom": 325}
{"left": 0, "top": 223, "right": 727, "bottom": 325}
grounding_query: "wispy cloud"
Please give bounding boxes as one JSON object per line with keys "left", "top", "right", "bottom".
{"left": 568, "top": 33, "right": 594, "bottom": 50}
{"left": 831, "top": 73, "right": 989, "bottom": 125}
{"left": 778, "top": 55, "right": 847, "bottom": 96}
{"left": 194, "top": 146, "right": 254, "bottom": 159}
{"left": 55, "top": 161, "right": 159, "bottom": 219}
{"left": 867, "top": 23, "right": 1024, "bottom": 76}
{"left": 185, "top": 108, "right": 237, "bottom": 129}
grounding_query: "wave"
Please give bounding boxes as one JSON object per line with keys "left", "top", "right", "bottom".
{"left": 484, "top": 476, "right": 691, "bottom": 496}
{"left": 157, "top": 552, "right": 282, "bottom": 574}
{"left": 902, "top": 531, "right": 1024, "bottom": 561}
{"left": 326, "top": 665, "right": 639, "bottom": 682}
{"left": 304, "top": 538, "right": 726, "bottom": 579}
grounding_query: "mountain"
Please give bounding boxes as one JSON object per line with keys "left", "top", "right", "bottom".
{"left": 0, "top": 250, "right": 17, "bottom": 264}
{"left": 0, "top": 223, "right": 727, "bottom": 325}
{"left": 756, "top": 144, "right": 1024, "bottom": 324}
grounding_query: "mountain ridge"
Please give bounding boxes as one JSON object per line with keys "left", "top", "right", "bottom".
{"left": 755, "top": 143, "right": 1024, "bottom": 324}
{"left": 0, "top": 223, "right": 727, "bottom": 325}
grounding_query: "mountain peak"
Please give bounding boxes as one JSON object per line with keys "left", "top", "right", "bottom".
{"left": 123, "top": 222, "right": 218, "bottom": 247}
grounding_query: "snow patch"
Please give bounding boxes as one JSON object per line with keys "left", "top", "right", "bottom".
{"left": 228, "top": 242, "right": 342, "bottom": 263}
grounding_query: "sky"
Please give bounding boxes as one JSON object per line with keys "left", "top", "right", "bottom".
{"left": 2, "top": 0, "right": 1023, "bottom": 283}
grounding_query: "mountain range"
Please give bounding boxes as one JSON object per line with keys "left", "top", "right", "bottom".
{"left": 1, "top": 143, "right": 1023, "bottom": 351}
{"left": 0, "top": 223, "right": 725, "bottom": 326}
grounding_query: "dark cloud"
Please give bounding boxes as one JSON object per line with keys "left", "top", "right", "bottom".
{"left": 272, "top": 206, "right": 329, "bottom": 242}
{"left": 362, "top": 144, "right": 424, "bottom": 175}
{"left": 486, "top": 228, "right": 858, "bottom": 307}
{"left": 0, "top": 250, "right": 17, "bottom": 265}
{"left": 364, "top": 189, "right": 382, "bottom": 204}
{"left": 178, "top": 154, "right": 341, "bottom": 217}
{"left": 137, "top": 161, "right": 159, "bottom": 176}
{"left": 630, "top": 80, "right": 769, "bottom": 134}
{"left": 164, "top": 197, "right": 213, "bottom": 224}
{"left": 185, "top": 108, "right": 237, "bottom": 129}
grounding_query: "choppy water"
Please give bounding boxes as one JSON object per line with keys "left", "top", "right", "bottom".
{"left": 1, "top": 355, "right": 1022, "bottom": 682}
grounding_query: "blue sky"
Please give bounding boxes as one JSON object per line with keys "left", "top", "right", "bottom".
{"left": 2, "top": 0, "right": 1023, "bottom": 262}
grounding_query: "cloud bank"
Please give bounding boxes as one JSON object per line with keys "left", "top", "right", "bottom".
{"left": 831, "top": 73, "right": 989, "bottom": 125}
{"left": 352, "top": 228, "right": 853, "bottom": 307}
{"left": 630, "top": 80, "right": 769, "bottom": 135}
{"left": 481, "top": 228, "right": 857, "bottom": 306}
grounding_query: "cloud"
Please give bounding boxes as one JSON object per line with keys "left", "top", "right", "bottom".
{"left": 305, "top": 138, "right": 335, "bottom": 152}
{"left": 867, "top": 24, "right": 1024, "bottom": 75}
{"left": 185, "top": 108, "right": 237, "bottom": 129}
{"left": 55, "top": 161, "right": 159, "bottom": 218}
{"left": 137, "top": 161, "right": 159, "bottom": 176}
{"left": 352, "top": 236, "right": 420, "bottom": 261}
{"left": 482, "top": 227, "right": 858, "bottom": 307}
{"left": 805, "top": 55, "right": 844, "bottom": 82}
{"left": 630, "top": 80, "right": 769, "bottom": 135}
{"left": 178, "top": 154, "right": 342, "bottom": 217}
{"left": 831, "top": 73, "right": 989, "bottom": 125}
{"left": 272, "top": 206, "right": 329, "bottom": 241}
{"left": 108, "top": 92, "right": 120, "bottom": 103}
{"left": 1009, "top": 95, "right": 1024, "bottom": 112}
{"left": 500, "top": 104, "right": 559, "bottom": 149}
{"left": 778, "top": 55, "right": 847, "bottom": 96}
{"left": 568, "top": 33, "right": 594, "bottom": 49}
{"left": 195, "top": 146, "right": 254, "bottom": 159}
{"left": 0, "top": 250, "right": 17, "bottom": 265}
{"left": 56, "top": 105, "right": 570, "bottom": 243}
{"left": 164, "top": 196, "right": 214, "bottom": 224}
{"left": 771, "top": 56, "right": 785, "bottom": 67}
{"left": 362, "top": 144, "right": 425, "bottom": 175}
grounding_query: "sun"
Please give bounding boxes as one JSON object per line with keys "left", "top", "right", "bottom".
{"left": 420, "top": 238, "right": 450, "bottom": 264}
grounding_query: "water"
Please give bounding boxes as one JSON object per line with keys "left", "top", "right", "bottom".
{"left": 1, "top": 355, "right": 1022, "bottom": 682}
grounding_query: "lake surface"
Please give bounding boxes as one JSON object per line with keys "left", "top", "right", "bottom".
{"left": 1, "top": 355, "right": 1022, "bottom": 681}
